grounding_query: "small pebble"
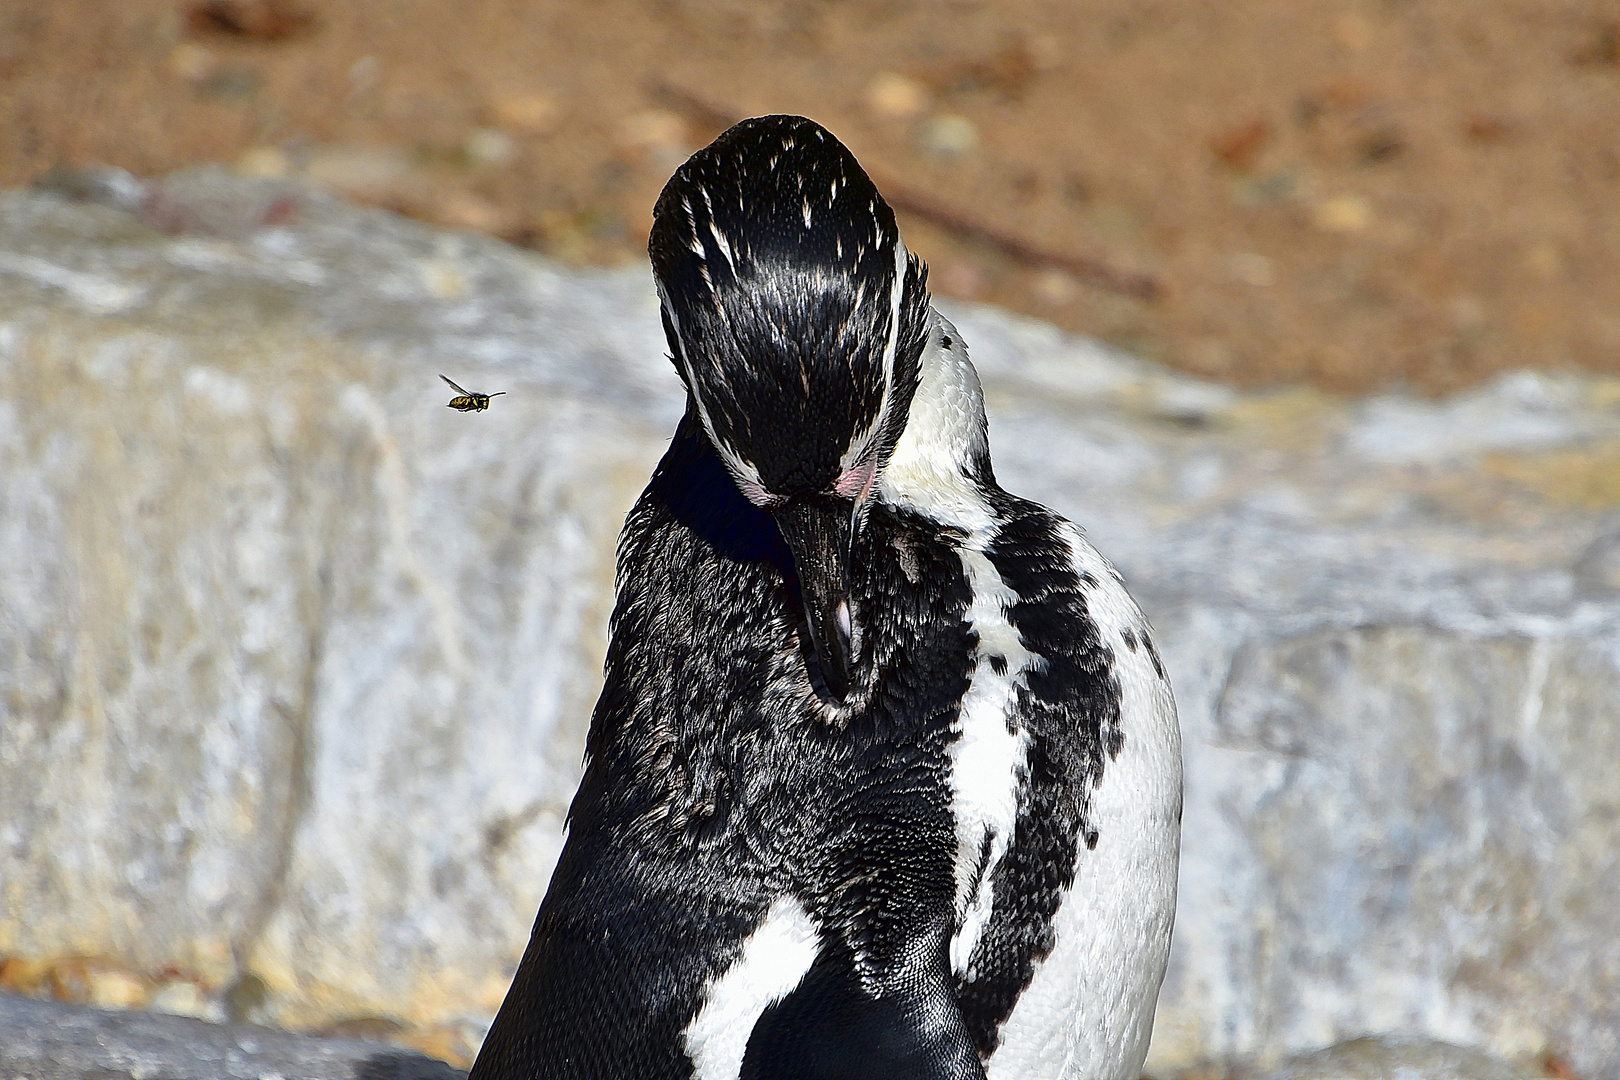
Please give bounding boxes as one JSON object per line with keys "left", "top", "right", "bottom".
{"left": 196, "top": 67, "right": 262, "bottom": 101}
{"left": 168, "top": 42, "right": 216, "bottom": 81}
{"left": 348, "top": 55, "right": 380, "bottom": 91}
{"left": 918, "top": 114, "right": 979, "bottom": 157}
{"left": 465, "top": 128, "right": 517, "bottom": 168}
{"left": 490, "top": 92, "right": 559, "bottom": 135}
{"left": 235, "top": 146, "right": 290, "bottom": 178}
{"left": 1033, "top": 268, "right": 1076, "bottom": 303}
{"left": 1209, "top": 117, "right": 1272, "bottom": 172}
{"left": 1232, "top": 168, "right": 1300, "bottom": 207}
{"left": 865, "top": 72, "right": 930, "bottom": 120}
{"left": 1314, "top": 195, "right": 1371, "bottom": 233}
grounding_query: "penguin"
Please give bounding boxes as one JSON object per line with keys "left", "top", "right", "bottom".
{"left": 469, "top": 115, "right": 1182, "bottom": 1080}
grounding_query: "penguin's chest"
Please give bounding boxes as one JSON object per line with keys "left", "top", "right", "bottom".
{"left": 940, "top": 515, "right": 1183, "bottom": 1079}
{"left": 678, "top": 506, "right": 1181, "bottom": 1080}
{"left": 682, "top": 512, "right": 979, "bottom": 1080}
{"left": 979, "top": 648, "right": 1181, "bottom": 1080}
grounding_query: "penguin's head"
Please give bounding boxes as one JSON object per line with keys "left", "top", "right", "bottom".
{"left": 650, "top": 114, "right": 931, "bottom": 703}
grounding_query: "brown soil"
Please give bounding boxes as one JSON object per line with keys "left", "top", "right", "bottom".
{"left": 4, "top": 0, "right": 1617, "bottom": 394}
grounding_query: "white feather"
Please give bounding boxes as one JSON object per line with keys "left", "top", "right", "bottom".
{"left": 683, "top": 896, "right": 822, "bottom": 1080}
{"left": 949, "top": 548, "right": 1038, "bottom": 978}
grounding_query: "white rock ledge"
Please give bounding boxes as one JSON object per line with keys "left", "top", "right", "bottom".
{"left": 1, "top": 168, "right": 1617, "bottom": 1079}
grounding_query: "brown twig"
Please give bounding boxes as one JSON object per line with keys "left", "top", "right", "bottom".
{"left": 648, "top": 81, "right": 1163, "bottom": 303}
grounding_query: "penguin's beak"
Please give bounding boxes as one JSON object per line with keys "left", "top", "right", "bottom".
{"left": 771, "top": 496, "right": 855, "bottom": 702}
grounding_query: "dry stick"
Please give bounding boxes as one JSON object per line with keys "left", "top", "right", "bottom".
{"left": 649, "top": 82, "right": 1163, "bottom": 303}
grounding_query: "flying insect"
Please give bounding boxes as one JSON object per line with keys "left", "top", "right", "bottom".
{"left": 440, "top": 374, "right": 506, "bottom": 412}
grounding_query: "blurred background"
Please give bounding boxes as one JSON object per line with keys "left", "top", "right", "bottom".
{"left": 5, "top": 0, "right": 1617, "bottom": 394}
{"left": 3, "top": 2, "right": 1620, "bottom": 1079}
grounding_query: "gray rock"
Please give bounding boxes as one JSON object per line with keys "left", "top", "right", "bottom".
{"left": 0, "top": 992, "right": 463, "bottom": 1080}
{"left": 1, "top": 168, "right": 1617, "bottom": 1077}
{"left": 1259, "top": 1034, "right": 1535, "bottom": 1080}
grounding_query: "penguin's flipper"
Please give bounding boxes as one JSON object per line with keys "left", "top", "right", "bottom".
{"left": 738, "top": 951, "right": 986, "bottom": 1080}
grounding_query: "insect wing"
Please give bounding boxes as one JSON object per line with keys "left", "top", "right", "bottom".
{"left": 441, "top": 376, "right": 505, "bottom": 412}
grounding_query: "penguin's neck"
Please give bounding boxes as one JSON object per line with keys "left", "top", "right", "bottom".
{"left": 878, "top": 310, "right": 1000, "bottom": 539}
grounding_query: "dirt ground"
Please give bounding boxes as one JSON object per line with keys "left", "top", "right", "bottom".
{"left": 3, "top": 0, "right": 1617, "bottom": 394}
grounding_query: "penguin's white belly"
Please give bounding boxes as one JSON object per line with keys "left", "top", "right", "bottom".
{"left": 986, "top": 534, "right": 1183, "bottom": 1080}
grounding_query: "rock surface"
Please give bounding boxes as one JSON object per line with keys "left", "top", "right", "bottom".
{"left": 1258, "top": 1035, "right": 1536, "bottom": 1080}
{"left": 0, "top": 992, "right": 463, "bottom": 1080}
{"left": 2, "top": 169, "right": 1617, "bottom": 1077}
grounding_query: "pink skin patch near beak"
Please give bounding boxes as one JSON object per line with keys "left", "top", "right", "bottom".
{"left": 833, "top": 459, "right": 879, "bottom": 501}
{"left": 736, "top": 476, "right": 783, "bottom": 508}
{"left": 734, "top": 459, "right": 877, "bottom": 508}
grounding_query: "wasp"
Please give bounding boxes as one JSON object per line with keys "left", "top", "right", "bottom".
{"left": 440, "top": 374, "right": 507, "bottom": 412}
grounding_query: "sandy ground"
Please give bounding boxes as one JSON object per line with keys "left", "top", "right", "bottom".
{"left": 2, "top": 0, "right": 1617, "bottom": 394}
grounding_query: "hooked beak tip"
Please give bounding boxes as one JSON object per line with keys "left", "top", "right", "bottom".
{"left": 820, "top": 598, "right": 854, "bottom": 702}
{"left": 769, "top": 497, "right": 858, "bottom": 703}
